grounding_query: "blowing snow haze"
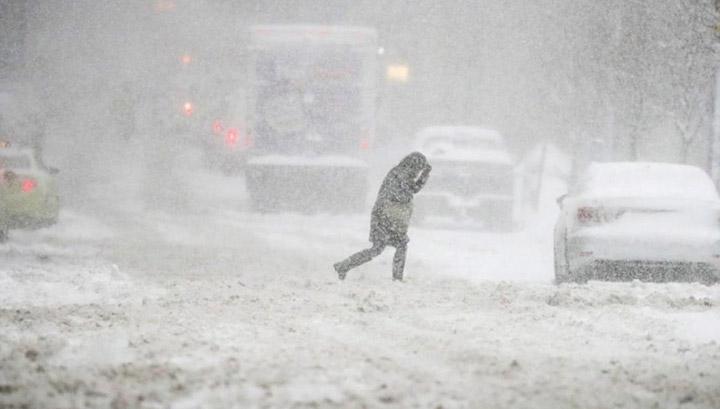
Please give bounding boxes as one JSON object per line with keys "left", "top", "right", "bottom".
{"left": 1, "top": 1, "right": 720, "bottom": 408}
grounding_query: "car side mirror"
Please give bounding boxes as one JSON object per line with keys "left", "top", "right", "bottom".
{"left": 49, "top": 167, "right": 60, "bottom": 175}
{"left": 556, "top": 194, "right": 567, "bottom": 208}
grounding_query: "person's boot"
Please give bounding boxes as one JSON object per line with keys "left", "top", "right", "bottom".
{"left": 334, "top": 262, "right": 349, "bottom": 280}
{"left": 392, "top": 245, "right": 406, "bottom": 281}
{"left": 392, "top": 259, "right": 404, "bottom": 281}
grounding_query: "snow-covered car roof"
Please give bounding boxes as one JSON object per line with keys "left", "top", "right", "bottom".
{"left": 414, "top": 126, "right": 512, "bottom": 165}
{"left": 576, "top": 162, "right": 720, "bottom": 202}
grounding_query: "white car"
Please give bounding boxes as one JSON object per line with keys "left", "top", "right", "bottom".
{"left": 554, "top": 162, "right": 720, "bottom": 284}
{"left": 413, "top": 126, "right": 515, "bottom": 230}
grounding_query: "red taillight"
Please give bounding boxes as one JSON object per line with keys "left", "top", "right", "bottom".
{"left": 576, "top": 207, "right": 622, "bottom": 224}
{"left": 21, "top": 178, "right": 37, "bottom": 193}
{"left": 576, "top": 207, "right": 598, "bottom": 224}
{"left": 224, "top": 128, "right": 254, "bottom": 149}
{"left": 360, "top": 137, "right": 371, "bottom": 150}
{"left": 225, "top": 128, "right": 239, "bottom": 146}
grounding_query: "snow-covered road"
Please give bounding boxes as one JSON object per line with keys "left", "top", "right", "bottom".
{"left": 1, "top": 205, "right": 720, "bottom": 408}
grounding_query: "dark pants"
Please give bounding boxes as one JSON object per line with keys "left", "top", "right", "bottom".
{"left": 336, "top": 239, "right": 408, "bottom": 280}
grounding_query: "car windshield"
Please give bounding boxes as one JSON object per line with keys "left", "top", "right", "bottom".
{"left": 576, "top": 162, "right": 719, "bottom": 201}
{"left": 0, "top": 154, "right": 32, "bottom": 170}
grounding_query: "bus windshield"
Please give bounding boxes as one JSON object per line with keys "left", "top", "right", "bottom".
{"left": 254, "top": 46, "right": 363, "bottom": 144}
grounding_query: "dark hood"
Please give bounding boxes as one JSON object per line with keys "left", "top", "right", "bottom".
{"left": 398, "top": 152, "right": 428, "bottom": 173}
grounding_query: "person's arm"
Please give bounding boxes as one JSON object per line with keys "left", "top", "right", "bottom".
{"left": 411, "top": 164, "right": 432, "bottom": 193}
{"left": 384, "top": 169, "right": 412, "bottom": 203}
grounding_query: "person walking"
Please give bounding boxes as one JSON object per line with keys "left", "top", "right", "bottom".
{"left": 334, "top": 152, "right": 432, "bottom": 281}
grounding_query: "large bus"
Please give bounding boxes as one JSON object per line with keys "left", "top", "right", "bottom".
{"left": 245, "top": 25, "right": 377, "bottom": 212}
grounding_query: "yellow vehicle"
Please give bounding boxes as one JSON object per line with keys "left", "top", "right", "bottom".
{"left": 0, "top": 146, "right": 60, "bottom": 242}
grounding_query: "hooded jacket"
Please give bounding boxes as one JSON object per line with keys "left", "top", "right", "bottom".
{"left": 369, "top": 152, "right": 431, "bottom": 246}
